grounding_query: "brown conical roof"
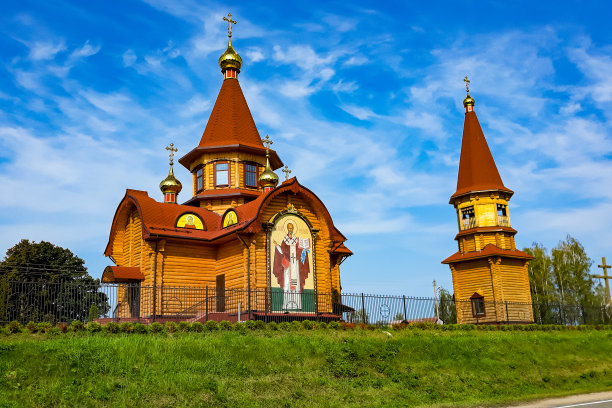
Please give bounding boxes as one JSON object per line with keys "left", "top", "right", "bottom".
{"left": 198, "top": 78, "right": 263, "bottom": 149}
{"left": 450, "top": 111, "right": 513, "bottom": 201}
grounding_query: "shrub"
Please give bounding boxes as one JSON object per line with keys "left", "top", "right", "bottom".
{"left": 291, "top": 321, "right": 302, "bottom": 331}
{"left": 204, "top": 320, "right": 218, "bottom": 331}
{"left": 267, "top": 321, "right": 278, "bottom": 331}
{"left": 328, "top": 321, "right": 341, "bottom": 330}
{"left": 234, "top": 322, "right": 246, "bottom": 332}
{"left": 104, "top": 322, "right": 120, "bottom": 333}
{"left": 317, "top": 322, "right": 328, "bottom": 330}
{"left": 191, "top": 322, "right": 204, "bottom": 333}
{"left": 462, "top": 324, "right": 476, "bottom": 331}
{"left": 119, "top": 322, "right": 134, "bottom": 333}
{"left": 48, "top": 326, "right": 61, "bottom": 336}
{"left": 88, "top": 303, "right": 99, "bottom": 323}
{"left": 7, "top": 321, "right": 22, "bottom": 334}
{"left": 165, "top": 321, "right": 178, "bottom": 333}
{"left": 218, "top": 320, "right": 232, "bottom": 331}
{"left": 87, "top": 322, "right": 102, "bottom": 333}
{"left": 245, "top": 320, "right": 257, "bottom": 330}
{"left": 150, "top": 322, "right": 164, "bottom": 333}
{"left": 26, "top": 321, "right": 37, "bottom": 333}
{"left": 340, "top": 322, "right": 355, "bottom": 330}
{"left": 302, "top": 320, "right": 315, "bottom": 330}
{"left": 70, "top": 320, "right": 85, "bottom": 332}
{"left": 133, "top": 323, "right": 148, "bottom": 334}
{"left": 278, "top": 322, "right": 291, "bottom": 331}
{"left": 254, "top": 320, "right": 266, "bottom": 330}
{"left": 36, "top": 322, "right": 53, "bottom": 333}
{"left": 178, "top": 321, "right": 191, "bottom": 332}
{"left": 56, "top": 322, "right": 68, "bottom": 333}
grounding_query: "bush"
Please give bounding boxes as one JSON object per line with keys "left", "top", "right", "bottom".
{"left": 302, "top": 320, "right": 315, "bottom": 330}
{"left": 340, "top": 322, "right": 355, "bottom": 330}
{"left": 317, "top": 322, "right": 328, "bottom": 330}
{"left": 254, "top": 320, "right": 266, "bottom": 330}
{"left": 165, "top": 321, "right": 178, "bottom": 333}
{"left": 35, "top": 322, "right": 52, "bottom": 333}
{"left": 7, "top": 321, "right": 22, "bottom": 334}
{"left": 87, "top": 322, "right": 102, "bottom": 333}
{"left": 56, "top": 322, "right": 68, "bottom": 333}
{"left": 278, "top": 322, "right": 291, "bottom": 331}
{"left": 48, "top": 326, "right": 61, "bottom": 336}
{"left": 133, "top": 323, "right": 148, "bottom": 334}
{"left": 119, "top": 322, "right": 134, "bottom": 333}
{"left": 104, "top": 322, "right": 120, "bottom": 333}
{"left": 290, "top": 321, "right": 302, "bottom": 331}
{"left": 328, "top": 321, "right": 341, "bottom": 330}
{"left": 150, "top": 322, "right": 164, "bottom": 333}
{"left": 234, "top": 322, "right": 246, "bottom": 332}
{"left": 218, "top": 320, "right": 232, "bottom": 331}
{"left": 204, "top": 320, "right": 218, "bottom": 331}
{"left": 70, "top": 320, "right": 85, "bottom": 332}
{"left": 191, "top": 322, "right": 204, "bottom": 333}
{"left": 267, "top": 321, "right": 278, "bottom": 331}
{"left": 88, "top": 303, "right": 99, "bottom": 323}
{"left": 178, "top": 322, "right": 191, "bottom": 332}
{"left": 26, "top": 321, "right": 37, "bottom": 333}
{"left": 245, "top": 320, "right": 257, "bottom": 330}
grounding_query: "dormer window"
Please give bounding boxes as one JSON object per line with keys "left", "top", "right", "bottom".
{"left": 460, "top": 206, "right": 476, "bottom": 230}
{"left": 195, "top": 167, "right": 204, "bottom": 192}
{"left": 244, "top": 163, "right": 258, "bottom": 188}
{"left": 214, "top": 161, "right": 230, "bottom": 187}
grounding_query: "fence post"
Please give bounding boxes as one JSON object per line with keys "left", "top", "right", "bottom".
{"left": 505, "top": 301, "right": 509, "bottom": 324}
{"left": 402, "top": 295, "right": 407, "bottom": 321}
{"left": 205, "top": 286, "right": 209, "bottom": 323}
{"left": 238, "top": 301, "right": 241, "bottom": 323}
{"left": 265, "top": 289, "right": 269, "bottom": 323}
{"left": 361, "top": 293, "right": 366, "bottom": 324}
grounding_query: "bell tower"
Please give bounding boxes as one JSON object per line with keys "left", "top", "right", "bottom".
{"left": 442, "top": 77, "right": 534, "bottom": 324}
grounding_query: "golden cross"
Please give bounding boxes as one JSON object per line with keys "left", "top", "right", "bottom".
{"left": 223, "top": 13, "right": 237, "bottom": 38}
{"left": 464, "top": 75, "right": 470, "bottom": 94}
{"left": 594, "top": 257, "right": 612, "bottom": 303}
{"left": 282, "top": 165, "right": 292, "bottom": 181}
{"left": 262, "top": 135, "right": 273, "bottom": 150}
{"left": 165, "top": 143, "right": 178, "bottom": 166}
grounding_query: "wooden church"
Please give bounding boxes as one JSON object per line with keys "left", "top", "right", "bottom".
{"left": 442, "top": 79, "right": 534, "bottom": 324}
{"left": 103, "top": 16, "right": 352, "bottom": 321}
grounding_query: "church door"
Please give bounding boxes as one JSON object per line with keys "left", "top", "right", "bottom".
{"left": 216, "top": 274, "right": 225, "bottom": 312}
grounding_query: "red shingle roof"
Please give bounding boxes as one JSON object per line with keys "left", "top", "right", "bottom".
{"left": 441, "top": 244, "right": 533, "bottom": 264}
{"left": 102, "top": 266, "right": 144, "bottom": 282}
{"left": 451, "top": 111, "right": 513, "bottom": 201}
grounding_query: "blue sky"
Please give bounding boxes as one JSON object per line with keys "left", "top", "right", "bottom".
{"left": 1, "top": 0, "right": 612, "bottom": 296}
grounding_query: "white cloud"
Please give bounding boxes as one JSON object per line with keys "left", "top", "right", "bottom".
{"left": 246, "top": 47, "right": 265, "bottom": 62}
{"left": 28, "top": 41, "right": 66, "bottom": 60}
{"left": 70, "top": 41, "right": 100, "bottom": 59}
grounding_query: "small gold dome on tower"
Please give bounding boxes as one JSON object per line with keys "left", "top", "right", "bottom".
{"left": 160, "top": 166, "right": 182, "bottom": 194}
{"left": 219, "top": 40, "right": 243, "bottom": 73}
{"left": 463, "top": 94, "right": 475, "bottom": 107}
{"left": 259, "top": 166, "right": 279, "bottom": 188}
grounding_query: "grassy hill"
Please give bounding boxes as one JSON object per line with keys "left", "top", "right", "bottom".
{"left": 1, "top": 328, "right": 611, "bottom": 407}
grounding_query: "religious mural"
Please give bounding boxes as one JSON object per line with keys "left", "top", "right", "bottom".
{"left": 176, "top": 213, "right": 204, "bottom": 230}
{"left": 270, "top": 214, "right": 314, "bottom": 312}
{"left": 222, "top": 210, "right": 238, "bottom": 228}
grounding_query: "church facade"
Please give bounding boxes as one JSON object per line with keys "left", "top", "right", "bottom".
{"left": 103, "top": 17, "right": 351, "bottom": 321}
{"left": 442, "top": 81, "right": 534, "bottom": 324}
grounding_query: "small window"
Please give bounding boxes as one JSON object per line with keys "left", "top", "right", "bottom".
{"left": 460, "top": 206, "right": 476, "bottom": 230}
{"left": 245, "top": 163, "right": 258, "bottom": 188}
{"left": 215, "top": 162, "right": 229, "bottom": 187}
{"left": 470, "top": 293, "right": 485, "bottom": 317}
{"left": 461, "top": 206, "right": 474, "bottom": 219}
{"left": 497, "top": 204, "right": 507, "bottom": 217}
{"left": 195, "top": 167, "right": 204, "bottom": 192}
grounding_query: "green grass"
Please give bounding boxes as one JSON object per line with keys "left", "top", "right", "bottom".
{"left": 0, "top": 330, "right": 611, "bottom": 407}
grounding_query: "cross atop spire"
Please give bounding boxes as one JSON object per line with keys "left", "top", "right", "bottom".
{"left": 165, "top": 143, "right": 178, "bottom": 166}
{"left": 262, "top": 135, "right": 273, "bottom": 151}
{"left": 223, "top": 13, "right": 237, "bottom": 38}
{"left": 464, "top": 75, "right": 471, "bottom": 94}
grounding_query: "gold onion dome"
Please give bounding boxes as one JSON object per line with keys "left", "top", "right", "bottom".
{"left": 160, "top": 166, "right": 182, "bottom": 194}
{"left": 219, "top": 39, "right": 242, "bottom": 72}
{"left": 259, "top": 166, "right": 279, "bottom": 188}
{"left": 463, "top": 94, "right": 475, "bottom": 108}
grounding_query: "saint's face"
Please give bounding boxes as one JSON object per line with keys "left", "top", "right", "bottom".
{"left": 287, "top": 223, "right": 294, "bottom": 237}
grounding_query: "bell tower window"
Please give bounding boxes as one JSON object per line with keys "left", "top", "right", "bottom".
{"left": 497, "top": 204, "right": 508, "bottom": 226}
{"left": 214, "top": 162, "right": 230, "bottom": 187}
{"left": 195, "top": 167, "right": 204, "bottom": 193}
{"left": 460, "top": 206, "right": 476, "bottom": 230}
{"left": 244, "top": 163, "right": 258, "bottom": 188}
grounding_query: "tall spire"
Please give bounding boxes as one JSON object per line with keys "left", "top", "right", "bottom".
{"left": 160, "top": 143, "right": 182, "bottom": 204}
{"left": 219, "top": 13, "right": 242, "bottom": 79}
{"left": 451, "top": 80, "right": 512, "bottom": 201}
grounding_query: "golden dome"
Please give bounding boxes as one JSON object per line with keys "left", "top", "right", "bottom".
{"left": 218, "top": 39, "right": 242, "bottom": 73}
{"left": 463, "top": 94, "right": 475, "bottom": 107}
{"left": 160, "top": 166, "right": 182, "bottom": 194}
{"left": 259, "top": 167, "right": 279, "bottom": 188}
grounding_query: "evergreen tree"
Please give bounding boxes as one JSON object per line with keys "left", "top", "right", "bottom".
{"left": 438, "top": 288, "right": 457, "bottom": 324}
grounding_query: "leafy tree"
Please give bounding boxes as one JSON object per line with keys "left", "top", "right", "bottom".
{"left": 438, "top": 288, "right": 457, "bottom": 324}
{"left": 0, "top": 240, "right": 109, "bottom": 323}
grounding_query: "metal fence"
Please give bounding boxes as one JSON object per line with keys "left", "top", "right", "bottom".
{"left": 1, "top": 280, "right": 610, "bottom": 325}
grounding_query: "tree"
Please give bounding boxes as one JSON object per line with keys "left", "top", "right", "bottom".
{"left": 438, "top": 288, "right": 457, "bottom": 324}
{"left": 524, "top": 235, "right": 606, "bottom": 324}
{"left": 0, "top": 240, "right": 109, "bottom": 323}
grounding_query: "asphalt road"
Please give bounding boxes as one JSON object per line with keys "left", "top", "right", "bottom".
{"left": 511, "top": 392, "right": 612, "bottom": 408}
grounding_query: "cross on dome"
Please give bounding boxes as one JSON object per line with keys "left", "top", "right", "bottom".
{"left": 165, "top": 143, "right": 178, "bottom": 166}
{"left": 223, "top": 13, "right": 237, "bottom": 38}
{"left": 262, "top": 135, "right": 273, "bottom": 151}
{"left": 464, "top": 75, "right": 471, "bottom": 94}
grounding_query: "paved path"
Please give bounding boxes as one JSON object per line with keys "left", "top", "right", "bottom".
{"left": 510, "top": 391, "right": 612, "bottom": 408}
